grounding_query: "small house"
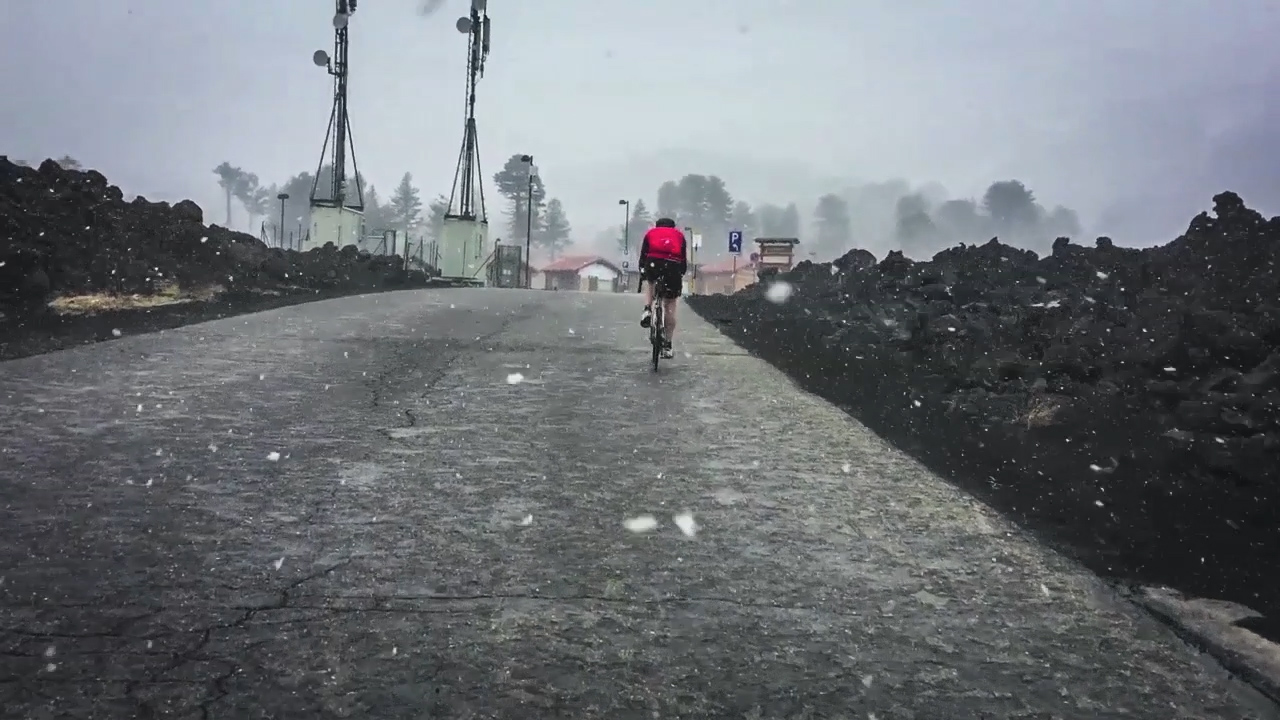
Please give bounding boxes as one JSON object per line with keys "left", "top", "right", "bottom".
{"left": 755, "top": 237, "right": 800, "bottom": 274}
{"left": 538, "top": 255, "right": 623, "bottom": 292}
{"left": 693, "top": 256, "right": 758, "bottom": 295}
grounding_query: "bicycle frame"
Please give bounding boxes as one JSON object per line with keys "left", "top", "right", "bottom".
{"left": 638, "top": 272, "right": 671, "bottom": 371}
{"left": 650, "top": 293, "right": 666, "bottom": 371}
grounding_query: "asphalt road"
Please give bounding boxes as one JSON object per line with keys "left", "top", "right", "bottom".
{"left": 0, "top": 288, "right": 1274, "bottom": 719}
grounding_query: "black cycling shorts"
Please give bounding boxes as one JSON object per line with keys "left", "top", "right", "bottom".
{"left": 640, "top": 258, "right": 684, "bottom": 298}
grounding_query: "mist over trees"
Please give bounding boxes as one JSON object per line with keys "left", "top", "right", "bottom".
{"left": 618, "top": 173, "right": 1084, "bottom": 262}
{"left": 205, "top": 161, "right": 495, "bottom": 257}
{"left": 205, "top": 157, "right": 1075, "bottom": 265}
{"left": 209, "top": 162, "right": 377, "bottom": 244}
{"left": 888, "top": 180, "right": 1081, "bottom": 259}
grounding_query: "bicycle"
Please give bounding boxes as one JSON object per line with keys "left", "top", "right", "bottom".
{"left": 638, "top": 273, "right": 669, "bottom": 371}
{"left": 649, "top": 282, "right": 667, "bottom": 371}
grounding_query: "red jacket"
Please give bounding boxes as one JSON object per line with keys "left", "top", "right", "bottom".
{"left": 639, "top": 226, "right": 688, "bottom": 272}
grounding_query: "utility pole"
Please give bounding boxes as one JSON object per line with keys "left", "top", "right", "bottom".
{"left": 521, "top": 154, "right": 536, "bottom": 288}
{"left": 276, "top": 192, "right": 289, "bottom": 248}
{"left": 684, "top": 225, "right": 696, "bottom": 282}
{"left": 619, "top": 198, "right": 630, "bottom": 255}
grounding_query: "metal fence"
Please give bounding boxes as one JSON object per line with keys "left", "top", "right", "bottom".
{"left": 488, "top": 244, "right": 524, "bottom": 288}
{"left": 258, "top": 221, "right": 444, "bottom": 273}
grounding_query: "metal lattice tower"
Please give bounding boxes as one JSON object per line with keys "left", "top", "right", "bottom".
{"left": 309, "top": 0, "right": 364, "bottom": 211}
{"left": 445, "top": 0, "right": 492, "bottom": 222}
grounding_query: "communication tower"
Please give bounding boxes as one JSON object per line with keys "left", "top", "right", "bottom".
{"left": 437, "top": 0, "right": 492, "bottom": 282}
{"left": 306, "top": 0, "right": 365, "bottom": 251}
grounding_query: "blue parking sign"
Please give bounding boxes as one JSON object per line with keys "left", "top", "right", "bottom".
{"left": 728, "top": 230, "right": 743, "bottom": 254}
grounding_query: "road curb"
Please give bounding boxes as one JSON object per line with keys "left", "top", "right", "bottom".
{"left": 1133, "top": 586, "right": 1280, "bottom": 708}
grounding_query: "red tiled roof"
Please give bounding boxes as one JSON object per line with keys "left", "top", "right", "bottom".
{"left": 699, "top": 257, "right": 755, "bottom": 275}
{"left": 538, "top": 255, "right": 621, "bottom": 273}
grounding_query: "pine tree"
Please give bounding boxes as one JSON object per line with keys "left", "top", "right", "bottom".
{"left": 426, "top": 195, "right": 449, "bottom": 244}
{"left": 537, "top": 198, "right": 573, "bottom": 260}
{"left": 363, "top": 185, "right": 389, "bottom": 230}
{"left": 388, "top": 172, "right": 424, "bottom": 234}
{"left": 621, "top": 198, "right": 653, "bottom": 253}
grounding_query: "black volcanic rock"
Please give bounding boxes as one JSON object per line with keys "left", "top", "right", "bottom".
{"left": 0, "top": 155, "right": 433, "bottom": 310}
{"left": 690, "top": 192, "right": 1280, "bottom": 635}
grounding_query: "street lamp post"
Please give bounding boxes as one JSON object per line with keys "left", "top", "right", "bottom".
{"left": 684, "top": 225, "right": 696, "bottom": 283}
{"left": 520, "top": 154, "right": 535, "bottom": 288}
{"left": 277, "top": 192, "right": 290, "bottom": 249}
{"left": 619, "top": 199, "right": 630, "bottom": 256}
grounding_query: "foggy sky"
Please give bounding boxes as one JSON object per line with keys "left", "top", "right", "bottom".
{"left": 3, "top": 0, "right": 1277, "bottom": 250}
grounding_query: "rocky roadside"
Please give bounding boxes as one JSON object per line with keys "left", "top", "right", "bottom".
{"left": 0, "top": 157, "right": 458, "bottom": 360}
{"left": 689, "top": 192, "right": 1280, "bottom": 672}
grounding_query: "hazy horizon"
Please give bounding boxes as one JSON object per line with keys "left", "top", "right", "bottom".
{"left": 4, "top": 0, "right": 1277, "bottom": 257}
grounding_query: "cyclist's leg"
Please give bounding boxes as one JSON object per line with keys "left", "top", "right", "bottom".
{"left": 660, "top": 297, "right": 678, "bottom": 358}
{"left": 660, "top": 262, "right": 680, "bottom": 355}
{"left": 640, "top": 265, "right": 655, "bottom": 327}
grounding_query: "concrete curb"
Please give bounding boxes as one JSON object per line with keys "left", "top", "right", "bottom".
{"left": 1133, "top": 587, "right": 1280, "bottom": 707}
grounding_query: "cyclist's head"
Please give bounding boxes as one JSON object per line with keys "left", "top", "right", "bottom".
{"left": 655, "top": 217, "right": 677, "bottom": 228}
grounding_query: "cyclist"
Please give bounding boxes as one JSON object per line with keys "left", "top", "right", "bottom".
{"left": 638, "top": 217, "right": 688, "bottom": 359}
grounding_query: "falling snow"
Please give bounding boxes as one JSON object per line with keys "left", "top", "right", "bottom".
{"left": 623, "top": 515, "right": 658, "bottom": 533}
{"left": 673, "top": 512, "right": 699, "bottom": 537}
{"left": 764, "top": 281, "right": 794, "bottom": 304}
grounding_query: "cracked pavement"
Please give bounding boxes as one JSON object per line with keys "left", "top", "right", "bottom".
{"left": 0, "top": 288, "right": 1275, "bottom": 719}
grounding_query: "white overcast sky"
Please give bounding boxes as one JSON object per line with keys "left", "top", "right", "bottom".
{"left": 2, "top": 0, "right": 1278, "bottom": 246}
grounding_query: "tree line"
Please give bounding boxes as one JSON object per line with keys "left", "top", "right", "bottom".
{"left": 210, "top": 162, "right": 449, "bottom": 246}
{"left": 12, "top": 155, "right": 83, "bottom": 170}
{"left": 615, "top": 174, "right": 1083, "bottom": 261}
{"left": 209, "top": 154, "right": 578, "bottom": 260}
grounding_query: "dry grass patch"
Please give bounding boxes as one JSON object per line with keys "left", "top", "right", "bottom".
{"left": 48, "top": 283, "right": 224, "bottom": 315}
{"left": 1020, "top": 395, "right": 1062, "bottom": 429}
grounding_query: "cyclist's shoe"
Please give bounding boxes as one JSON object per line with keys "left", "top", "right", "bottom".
{"left": 640, "top": 307, "right": 652, "bottom": 328}
{"left": 661, "top": 340, "right": 675, "bottom": 359}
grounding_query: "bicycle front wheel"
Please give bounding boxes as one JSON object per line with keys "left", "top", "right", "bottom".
{"left": 651, "top": 308, "right": 663, "bottom": 371}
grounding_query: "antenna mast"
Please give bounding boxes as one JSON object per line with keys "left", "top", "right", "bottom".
{"left": 309, "top": 0, "right": 364, "bottom": 211}
{"left": 446, "top": 0, "right": 491, "bottom": 222}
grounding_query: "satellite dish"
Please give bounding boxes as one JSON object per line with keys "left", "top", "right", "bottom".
{"left": 332, "top": 12, "right": 349, "bottom": 29}
{"left": 455, "top": 16, "right": 472, "bottom": 33}
{"left": 471, "top": 0, "right": 487, "bottom": 11}
{"left": 312, "top": 50, "right": 330, "bottom": 67}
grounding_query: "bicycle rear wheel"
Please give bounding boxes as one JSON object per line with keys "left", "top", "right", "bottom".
{"left": 650, "top": 304, "right": 663, "bottom": 371}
